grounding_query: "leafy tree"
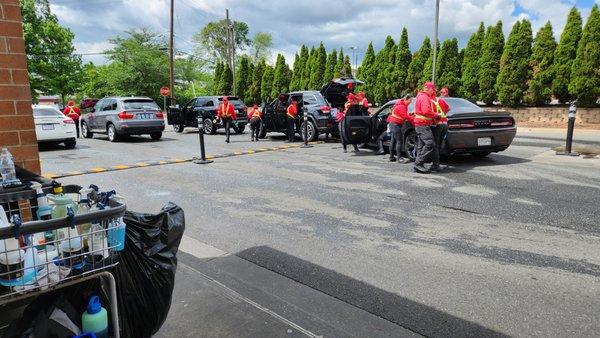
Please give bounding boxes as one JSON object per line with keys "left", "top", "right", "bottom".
{"left": 405, "top": 37, "right": 431, "bottom": 92}
{"left": 323, "top": 49, "right": 337, "bottom": 84}
{"left": 551, "top": 8, "right": 582, "bottom": 103}
{"left": 260, "top": 65, "right": 274, "bottom": 101}
{"left": 250, "top": 32, "right": 273, "bottom": 62}
{"left": 235, "top": 56, "right": 252, "bottom": 101}
{"left": 496, "top": 20, "right": 532, "bottom": 107}
{"left": 289, "top": 53, "right": 301, "bottom": 91}
{"left": 301, "top": 47, "right": 316, "bottom": 89}
{"left": 217, "top": 63, "right": 233, "bottom": 95}
{"left": 419, "top": 39, "right": 438, "bottom": 86}
{"left": 569, "top": 4, "right": 600, "bottom": 106}
{"left": 437, "top": 38, "right": 462, "bottom": 95}
{"left": 292, "top": 45, "right": 309, "bottom": 91}
{"left": 478, "top": 21, "right": 505, "bottom": 104}
{"left": 309, "top": 43, "right": 327, "bottom": 89}
{"left": 334, "top": 48, "right": 345, "bottom": 78}
{"left": 246, "top": 59, "right": 265, "bottom": 104}
{"left": 525, "top": 22, "right": 557, "bottom": 105}
{"left": 212, "top": 62, "right": 224, "bottom": 94}
{"left": 193, "top": 19, "right": 251, "bottom": 62}
{"left": 356, "top": 42, "right": 375, "bottom": 98}
{"left": 460, "top": 22, "right": 485, "bottom": 100}
{"left": 272, "top": 54, "right": 290, "bottom": 97}
{"left": 373, "top": 36, "right": 396, "bottom": 103}
{"left": 342, "top": 55, "right": 353, "bottom": 77}
{"left": 393, "top": 28, "right": 412, "bottom": 96}
{"left": 21, "top": 0, "right": 82, "bottom": 102}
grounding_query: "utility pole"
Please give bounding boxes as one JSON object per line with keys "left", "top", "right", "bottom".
{"left": 431, "top": 0, "right": 440, "bottom": 84}
{"left": 168, "top": 0, "right": 175, "bottom": 105}
{"left": 349, "top": 47, "right": 357, "bottom": 77}
{"left": 225, "top": 9, "right": 235, "bottom": 96}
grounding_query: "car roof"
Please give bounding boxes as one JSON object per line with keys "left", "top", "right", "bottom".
{"left": 102, "top": 96, "right": 154, "bottom": 101}
{"left": 289, "top": 91, "right": 320, "bottom": 95}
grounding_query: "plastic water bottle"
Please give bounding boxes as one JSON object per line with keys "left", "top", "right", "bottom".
{"left": 107, "top": 195, "right": 126, "bottom": 252}
{"left": 81, "top": 296, "right": 108, "bottom": 338}
{"left": 0, "top": 148, "right": 20, "bottom": 187}
{"left": 0, "top": 211, "right": 35, "bottom": 287}
{"left": 77, "top": 188, "right": 93, "bottom": 252}
{"left": 90, "top": 204, "right": 108, "bottom": 259}
{"left": 47, "top": 183, "right": 83, "bottom": 267}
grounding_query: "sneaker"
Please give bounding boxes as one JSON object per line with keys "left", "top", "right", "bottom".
{"left": 429, "top": 164, "right": 445, "bottom": 172}
{"left": 389, "top": 157, "right": 397, "bottom": 162}
{"left": 343, "top": 149, "right": 348, "bottom": 153}
{"left": 414, "top": 164, "right": 430, "bottom": 173}
{"left": 397, "top": 157, "right": 410, "bottom": 164}
{"left": 376, "top": 149, "right": 386, "bottom": 155}
{"left": 226, "top": 139, "right": 230, "bottom": 143}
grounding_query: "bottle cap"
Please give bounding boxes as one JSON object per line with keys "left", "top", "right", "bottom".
{"left": 52, "top": 182, "right": 63, "bottom": 194}
{"left": 87, "top": 295, "right": 102, "bottom": 314}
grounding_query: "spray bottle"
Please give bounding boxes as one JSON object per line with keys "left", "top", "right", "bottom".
{"left": 77, "top": 187, "right": 94, "bottom": 252}
{"left": 29, "top": 182, "right": 52, "bottom": 250}
{"left": 47, "top": 182, "right": 83, "bottom": 267}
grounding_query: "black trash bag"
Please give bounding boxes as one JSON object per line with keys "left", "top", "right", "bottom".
{"left": 113, "top": 202, "right": 185, "bottom": 338}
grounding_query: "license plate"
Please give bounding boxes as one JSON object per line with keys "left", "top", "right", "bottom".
{"left": 137, "top": 113, "right": 152, "bottom": 119}
{"left": 42, "top": 124, "right": 54, "bottom": 130}
{"left": 477, "top": 137, "right": 492, "bottom": 146}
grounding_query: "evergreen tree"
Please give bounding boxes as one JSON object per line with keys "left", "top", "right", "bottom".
{"left": 235, "top": 56, "right": 251, "bottom": 101}
{"left": 525, "top": 21, "right": 557, "bottom": 105}
{"left": 460, "top": 22, "right": 485, "bottom": 100}
{"left": 437, "top": 38, "right": 461, "bottom": 95}
{"left": 405, "top": 37, "right": 431, "bottom": 92}
{"left": 419, "top": 40, "right": 438, "bottom": 86}
{"left": 478, "top": 21, "right": 505, "bottom": 104}
{"left": 271, "top": 54, "right": 290, "bottom": 98}
{"left": 551, "top": 8, "right": 582, "bottom": 102}
{"left": 496, "top": 19, "right": 533, "bottom": 107}
{"left": 246, "top": 59, "right": 265, "bottom": 104}
{"left": 374, "top": 36, "right": 396, "bottom": 103}
{"left": 309, "top": 42, "right": 327, "bottom": 89}
{"left": 569, "top": 4, "right": 600, "bottom": 106}
{"left": 342, "top": 55, "right": 353, "bottom": 77}
{"left": 217, "top": 63, "right": 233, "bottom": 95}
{"left": 289, "top": 53, "right": 301, "bottom": 91}
{"left": 356, "top": 42, "right": 375, "bottom": 97}
{"left": 260, "top": 65, "right": 274, "bottom": 101}
{"left": 301, "top": 47, "right": 315, "bottom": 89}
{"left": 293, "top": 46, "right": 309, "bottom": 90}
{"left": 323, "top": 49, "right": 337, "bottom": 84}
{"left": 334, "top": 48, "right": 345, "bottom": 77}
{"left": 213, "top": 61, "right": 224, "bottom": 94}
{"left": 393, "top": 28, "right": 412, "bottom": 97}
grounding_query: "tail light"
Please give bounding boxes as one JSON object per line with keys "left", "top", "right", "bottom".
{"left": 490, "top": 118, "right": 514, "bottom": 127}
{"left": 320, "top": 105, "right": 331, "bottom": 114}
{"left": 448, "top": 120, "right": 475, "bottom": 129}
{"left": 62, "top": 118, "right": 74, "bottom": 124}
{"left": 118, "top": 111, "right": 134, "bottom": 119}
{"left": 156, "top": 111, "right": 164, "bottom": 118}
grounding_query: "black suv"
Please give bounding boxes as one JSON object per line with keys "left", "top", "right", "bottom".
{"left": 259, "top": 91, "right": 334, "bottom": 142}
{"left": 167, "top": 96, "right": 248, "bottom": 134}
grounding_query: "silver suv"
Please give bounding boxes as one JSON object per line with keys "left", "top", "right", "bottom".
{"left": 81, "top": 96, "right": 165, "bottom": 142}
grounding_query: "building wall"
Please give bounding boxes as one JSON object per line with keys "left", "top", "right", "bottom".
{"left": 0, "top": 0, "right": 40, "bottom": 174}
{"left": 484, "top": 107, "right": 600, "bottom": 129}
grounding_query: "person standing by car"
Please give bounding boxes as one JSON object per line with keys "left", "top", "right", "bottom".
{"left": 440, "top": 87, "right": 449, "bottom": 98}
{"left": 286, "top": 100, "right": 298, "bottom": 142}
{"left": 217, "top": 96, "right": 237, "bottom": 143}
{"left": 248, "top": 104, "right": 262, "bottom": 142}
{"left": 358, "top": 92, "right": 369, "bottom": 110}
{"left": 413, "top": 82, "right": 440, "bottom": 173}
{"left": 431, "top": 95, "right": 450, "bottom": 164}
{"left": 340, "top": 93, "right": 360, "bottom": 153}
{"left": 387, "top": 95, "right": 412, "bottom": 163}
{"left": 63, "top": 100, "right": 80, "bottom": 138}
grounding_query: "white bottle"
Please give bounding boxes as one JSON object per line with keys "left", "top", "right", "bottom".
{"left": 78, "top": 188, "right": 93, "bottom": 251}
{"left": 90, "top": 204, "right": 108, "bottom": 259}
{"left": 0, "top": 206, "right": 25, "bottom": 273}
{"left": 0, "top": 148, "right": 20, "bottom": 186}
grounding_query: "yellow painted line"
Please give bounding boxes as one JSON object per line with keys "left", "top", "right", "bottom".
{"left": 136, "top": 162, "right": 150, "bottom": 167}
{"left": 158, "top": 160, "right": 169, "bottom": 165}
{"left": 66, "top": 171, "right": 84, "bottom": 176}
{"left": 233, "top": 151, "right": 243, "bottom": 155}
{"left": 257, "top": 148, "right": 268, "bottom": 151}
{"left": 205, "top": 155, "right": 215, "bottom": 160}
{"left": 245, "top": 150, "right": 255, "bottom": 154}
{"left": 172, "top": 158, "right": 187, "bottom": 163}
{"left": 88, "top": 167, "right": 107, "bottom": 173}
{"left": 43, "top": 173, "right": 59, "bottom": 179}
{"left": 111, "top": 165, "right": 130, "bottom": 170}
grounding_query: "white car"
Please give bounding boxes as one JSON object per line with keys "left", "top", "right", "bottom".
{"left": 32, "top": 105, "right": 77, "bottom": 148}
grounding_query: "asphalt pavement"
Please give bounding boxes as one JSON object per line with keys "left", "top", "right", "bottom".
{"left": 39, "top": 126, "right": 600, "bottom": 337}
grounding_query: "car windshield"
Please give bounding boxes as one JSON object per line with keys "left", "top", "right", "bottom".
{"left": 33, "top": 107, "right": 63, "bottom": 117}
{"left": 407, "top": 97, "right": 483, "bottom": 114}
{"left": 218, "top": 97, "right": 244, "bottom": 107}
{"left": 123, "top": 99, "right": 160, "bottom": 110}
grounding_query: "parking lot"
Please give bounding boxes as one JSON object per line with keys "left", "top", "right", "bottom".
{"left": 39, "top": 127, "right": 600, "bottom": 336}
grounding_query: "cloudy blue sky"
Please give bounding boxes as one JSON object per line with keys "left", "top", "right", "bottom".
{"left": 49, "top": 0, "right": 599, "bottom": 65}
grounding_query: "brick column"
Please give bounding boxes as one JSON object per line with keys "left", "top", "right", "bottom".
{"left": 0, "top": 0, "right": 40, "bottom": 174}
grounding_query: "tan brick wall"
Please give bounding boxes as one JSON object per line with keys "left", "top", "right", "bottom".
{"left": 485, "top": 106, "right": 600, "bottom": 129}
{"left": 0, "top": 0, "right": 40, "bottom": 174}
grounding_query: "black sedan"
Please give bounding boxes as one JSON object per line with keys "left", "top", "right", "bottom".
{"left": 369, "top": 97, "right": 517, "bottom": 159}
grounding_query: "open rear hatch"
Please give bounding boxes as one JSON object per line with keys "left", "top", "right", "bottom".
{"left": 320, "top": 77, "right": 364, "bottom": 110}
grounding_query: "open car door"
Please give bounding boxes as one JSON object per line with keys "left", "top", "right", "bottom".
{"left": 166, "top": 106, "right": 183, "bottom": 125}
{"left": 340, "top": 104, "right": 371, "bottom": 144}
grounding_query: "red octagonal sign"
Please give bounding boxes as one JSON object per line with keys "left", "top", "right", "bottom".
{"left": 160, "top": 86, "right": 170, "bottom": 97}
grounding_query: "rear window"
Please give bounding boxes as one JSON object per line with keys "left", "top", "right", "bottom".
{"left": 217, "top": 97, "right": 244, "bottom": 106}
{"left": 303, "top": 93, "right": 326, "bottom": 106}
{"left": 122, "top": 99, "right": 160, "bottom": 110}
{"left": 33, "top": 107, "right": 64, "bottom": 117}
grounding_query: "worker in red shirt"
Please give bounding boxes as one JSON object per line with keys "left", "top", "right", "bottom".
{"left": 217, "top": 96, "right": 237, "bottom": 143}
{"left": 357, "top": 92, "right": 369, "bottom": 109}
{"left": 339, "top": 94, "right": 360, "bottom": 153}
{"left": 386, "top": 94, "right": 413, "bottom": 163}
{"left": 413, "top": 82, "right": 440, "bottom": 173}
{"left": 440, "top": 87, "right": 449, "bottom": 97}
{"left": 286, "top": 100, "right": 298, "bottom": 142}
{"left": 63, "top": 100, "right": 81, "bottom": 138}
{"left": 248, "top": 104, "right": 262, "bottom": 142}
{"left": 431, "top": 95, "right": 450, "bottom": 159}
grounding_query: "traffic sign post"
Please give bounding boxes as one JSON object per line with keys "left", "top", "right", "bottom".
{"left": 161, "top": 86, "right": 170, "bottom": 117}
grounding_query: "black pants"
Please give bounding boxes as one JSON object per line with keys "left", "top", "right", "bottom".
{"left": 415, "top": 126, "right": 437, "bottom": 166}
{"left": 75, "top": 120, "right": 80, "bottom": 138}
{"left": 286, "top": 116, "right": 296, "bottom": 141}
{"left": 250, "top": 118, "right": 260, "bottom": 140}
{"left": 223, "top": 117, "right": 232, "bottom": 142}
{"left": 339, "top": 121, "right": 359, "bottom": 152}
{"left": 432, "top": 123, "right": 448, "bottom": 154}
{"left": 389, "top": 122, "right": 404, "bottom": 159}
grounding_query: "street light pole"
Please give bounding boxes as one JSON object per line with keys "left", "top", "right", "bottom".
{"left": 432, "top": 0, "right": 440, "bottom": 84}
{"left": 349, "top": 46, "right": 357, "bottom": 77}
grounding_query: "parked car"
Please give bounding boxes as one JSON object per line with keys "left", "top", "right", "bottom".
{"left": 259, "top": 91, "right": 334, "bottom": 141}
{"left": 32, "top": 105, "right": 77, "bottom": 149}
{"left": 167, "top": 96, "right": 248, "bottom": 134}
{"left": 80, "top": 96, "right": 165, "bottom": 142}
{"left": 320, "top": 77, "right": 365, "bottom": 137}
{"left": 369, "top": 97, "right": 517, "bottom": 159}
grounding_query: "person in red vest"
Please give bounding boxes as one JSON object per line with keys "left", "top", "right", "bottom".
{"left": 286, "top": 100, "right": 298, "bottom": 142}
{"left": 63, "top": 100, "right": 81, "bottom": 138}
{"left": 386, "top": 94, "right": 413, "bottom": 163}
{"left": 248, "top": 104, "right": 262, "bottom": 142}
{"left": 440, "top": 87, "right": 449, "bottom": 97}
{"left": 339, "top": 93, "right": 360, "bottom": 153}
{"left": 217, "top": 96, "right": 237, "bottom": 143}
{"left": 357, "top": 92, "right": 369, "bottom": 110}
{"left": 413, "top": 82, "right": 440, "bottom": 173}
{"left": 431, "top": 95, "right": 450, "bottom": 160}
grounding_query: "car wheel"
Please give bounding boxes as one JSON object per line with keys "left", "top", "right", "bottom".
{"left": 471, "top": 151, "right": 491, "bottom": 158}
{"left": 173, "top": 124, "right": 185, "bottom": 133}
{"left": 81, "top": 122, "right": 93, "bottom": 138}
{"left": 204, "top": 118, "right": 217, "bottom": 135}
{"left": 258, "top": 121, "right": 267, "bottom": 139}
{"left": 234, "top": 124, "right": 245, "bottom": 134}
{"left": 107, "top": 124, "right": 119, "bottom": 142}
{"left": 301, "top": 121, "right": 318, "bottom": 142}
{"left": 404, "top": 130, "right": 417, "bottom": 161}
{"left": 64, "top": 138, "right": 76, "bottom": 149}
{"left": 150, "top": 132, "right": 162, "bottom": 140}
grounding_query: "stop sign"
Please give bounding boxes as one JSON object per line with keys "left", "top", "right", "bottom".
{"left": 160, "top": 86, "right": 170, "bottom": 97}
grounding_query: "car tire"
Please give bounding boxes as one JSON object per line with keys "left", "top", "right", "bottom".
{"left": 301, "top": 120, "right": 318, "bottom": 142}
{"left": 234, "top": 124, "right": 245, "bottom": 134}
{"left": 404, "top": 130, "right": 417, "bottom": 162}
{"left": 107, "top": 124, "right": 119, "bottom": 142}
{"left": 258, "top": 121, "right": 267, "bottom": 139}
{"left": 64, "top": 138, "right": 76, "bottom": 149}
{"left": 150, "top": 132, "right": 162, "bottom": 140}
{"left": 81, "top": 122, "right": 93, "bottom": 138}
{"left": 173, "top": 124, "right": 185, "bottom": 133}
{"left": 204, "top": 118, "right": 217, "bottom": 135}
{"left": 471, "top": 151, "right": 491, "bottom": 158}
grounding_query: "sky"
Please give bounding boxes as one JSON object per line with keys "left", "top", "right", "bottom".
{"left": 48, "top": 0, "right": 599, "bottom": 66}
